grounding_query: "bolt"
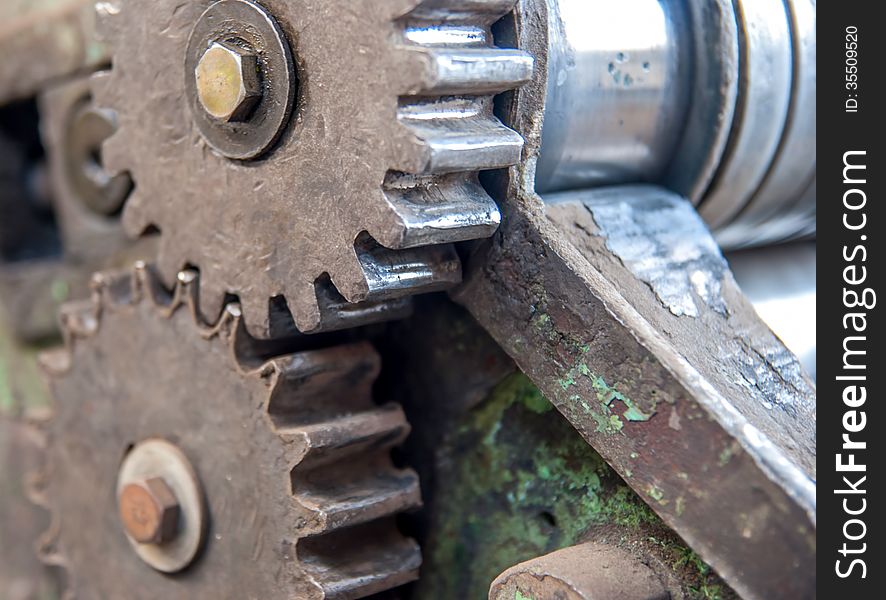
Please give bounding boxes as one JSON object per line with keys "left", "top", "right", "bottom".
{"left": 194, "top": 42, "right": 262, "bottom": 122}
{"left": 118, "top": 477, "right": 181, "bottom": 545}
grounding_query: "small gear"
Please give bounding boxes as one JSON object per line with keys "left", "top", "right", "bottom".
{"left": 35, "top": 264, "right": 422, "bottom": 598}
{"left": 93, "top": 0, "right": 533, "bottom": 336}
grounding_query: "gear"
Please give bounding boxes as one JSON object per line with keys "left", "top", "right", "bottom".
{"left": 93, "top": 0, "right": 533, "bottom": 336}
{"left": 35, "top": 264, "right": 422, "bottom": 599}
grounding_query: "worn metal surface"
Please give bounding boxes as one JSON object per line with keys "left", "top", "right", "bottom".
{"left": 536, "top": 0, "right": 692, "bottom": 192}
{"left": 93, "top": 0, "right": 532, "bottom": 336}
{"left": 545, "top": 186, "right": 729, "bottom": 318}
{"left": 698, "top": 0, "right": 793, "bottom": 229}
{"left": 531, "top": 0, "right": 814, "bottom": 248}
{"left": 714, "top": 0, "right": 817, "bottom": 248}
{"left": 727, "top": 242, "right": 817, "bottom": 379}
{"left": 0, "top": 0, "right": 108, "bottom": 106}
{"left": 659, "top": 0, "right": 739, "bottom": 205}
{"left": 489, "top": 542, "right": 669, "bottom": 600}
{"left": 453, "top": 2, "right": 815, "bottom": 598}
{"left": 36, "top": 265, "right": 421, "bottom": 598}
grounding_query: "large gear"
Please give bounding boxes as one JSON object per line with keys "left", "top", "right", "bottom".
{"left": 35, "top": 264, "right": 422, "bottom": 598}
{"left": 93, "top": 0, "right": 533, "bottom": 336}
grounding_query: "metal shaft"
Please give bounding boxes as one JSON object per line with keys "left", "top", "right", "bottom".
{"left": 537, "top": 0, "right": 691, "bottom": 192}
{"left": 536, "top": 0, "right": 816, "bottom": 249}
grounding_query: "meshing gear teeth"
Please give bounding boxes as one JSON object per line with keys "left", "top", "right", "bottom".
{"left": 92, "top": 0, "right": 533, "bottom": 337}
{"left": 35, "top": 264, "right": 422, "bottom": 599}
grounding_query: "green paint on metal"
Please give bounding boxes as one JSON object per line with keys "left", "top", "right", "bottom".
{"left": 555, "top": 359, "right": 655, "bottom": 434}
{"left": 647, "top": 485, "right": 667, "bottom": 505}
{"left": 416, "top": 373, "right": 727, "bottom": 599}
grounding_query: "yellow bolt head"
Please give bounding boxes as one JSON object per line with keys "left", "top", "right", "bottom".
{"left": 195, "top": 42, "right": 261, "bottom": 122}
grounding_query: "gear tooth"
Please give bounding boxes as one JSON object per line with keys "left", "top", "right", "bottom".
{"left": 278, "top": 406, "right": 411, "bottom": 470}
{"left": 156, "top": 241, "right": 184, "bottom": 290}
{"left": 266, "top": 343, "right": 421, "bottom": 585}
{"left": 93, "top": 0, "right": 124, "bottom": 41}
{"left": 328, "top": 249, "right": 373, "bottom": 305}
{"left": 239, "top": 292, "right": 272, "bottom": 339}
{"left": 408, "top": 47, "right": 533, "bottom": 95}
{"left": 298, "top": 521, "right": 422, "bottom": 598}
{"left": 292, "top": 465, "right": 421, "bottom": 533}
{"left": 398, "top": 99, "right": 525, "bottom": 174}
{"left": 376, "top": 172, "right": 501, "bottom": 248}
{"left": 120, "top": 188, "right": 151, "bottom": 237}
{"left": 38, "top": 348, "right": 74, "bottom": 376}
{"left": 89, "top": 69, "right": 114, "bottom": 106}
{"left": 99, "top": 129, "right": 131, "bottom": 177}
{"left": 354, "top": 235, "right": 462, "bottom": 300}
{"left": 404, "top": 0, "right": 518, "bottom": 22}
{"left": 269, "top": 343, "right": 381, "bottom": 411}
{"left": 313, "top": 280, "right": 415, "bottom": 333}
{"left": 56, "top": 300, "right": 100, "bottom": 343}
{"left": 181, "top": 263, "right": 227, "bottom": 326}
{"left": 287, "top": 282, "right": 324, "bottom": 335}
{"left": 197, "top": 278, "right": 226, "bottom": 326}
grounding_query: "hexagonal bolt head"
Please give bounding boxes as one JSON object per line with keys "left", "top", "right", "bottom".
{"left": 195, "top": 42, "right": 262, "bottom": 122}
{"left": 118, "top": 477, "right": 181, "bottom": 545}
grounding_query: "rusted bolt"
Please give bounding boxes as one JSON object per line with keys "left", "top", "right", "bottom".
{"left": 118, "top": 477, "right": 180, "bottom": 545}
{"left": 194, "top": 42, "right": 262, "bottom": 122}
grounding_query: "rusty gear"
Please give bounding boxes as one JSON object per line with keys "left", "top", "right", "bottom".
{"left": 93, "top": 0, "right": 533, "bottom": 336}
{"left": 35, "top": 265, "right": 422, "bottom": 598}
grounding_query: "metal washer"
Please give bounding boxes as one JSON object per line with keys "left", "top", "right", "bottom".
{"left": 184, "top": 0, "right": 296, "bottom": 160}
{"left": 116, "top": 438, "right": 206, "bottom": 573}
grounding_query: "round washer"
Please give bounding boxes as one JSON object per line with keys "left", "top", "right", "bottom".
{"left": 116, "top": 438, "right": 206, "bottom": 573}
{"left": 184, "top": 0, "right": 296, "bottom": 160}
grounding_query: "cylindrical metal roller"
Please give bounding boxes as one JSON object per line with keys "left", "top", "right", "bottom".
{"left": 536, "top": 0, "right": 692, "bottom": 192}
{"left": 536, "top": 0, "right": 815, "bottom": 249}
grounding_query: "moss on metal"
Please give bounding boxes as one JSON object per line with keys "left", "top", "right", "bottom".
{"left": 416, "top": 372, "right": 732, "bottom": 600}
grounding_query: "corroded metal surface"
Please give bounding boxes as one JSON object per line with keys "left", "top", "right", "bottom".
{"left": 400, "top": 368, "right": 735, "bottom": 599}
{"left": 36, "top": 265, "right": 421, "bottom": 598}
{"left": 546, "top": 186, "right": 729, "bottom": 318}
{"left": 93, "top": 0, "right": 532, "bottom": 336}
{"left": 0, "top": 0, "right": 108, "bottom": 106}
{"left": 489, "top": 542, "right": 669, "bottom": 600}
{"left": 453, "top": 2, "right": 815, "bottom": 598}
